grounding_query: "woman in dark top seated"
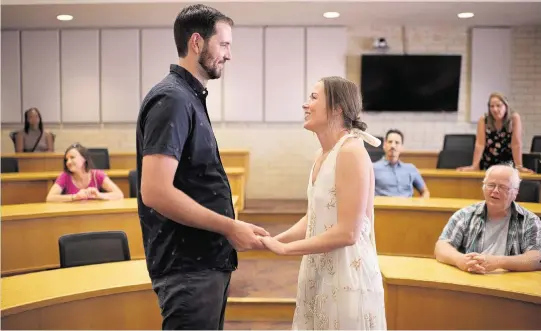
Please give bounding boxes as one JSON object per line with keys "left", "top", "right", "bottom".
{"left": 15, "top": 108, "right": 54, "bottom": 152}
{"left": 458, "top": 92, "right": 533, "bottom": 173}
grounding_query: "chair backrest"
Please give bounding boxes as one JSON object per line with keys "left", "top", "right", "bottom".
{"left": 443, "top": 134, "right": 476, "bottom": 152}
{"left": 368, "top": 150, "right": 385, "bottom": 163}
{"left": 1, "top": 157, "right": 19, "bottom": 173}
{"left": 516, "top": 180, "right": 540, "bottom": 203}
{"left": 522, "top": 153, "right": 541, "bottom": 174}
{"left": 436, "top": 150, "right": 473, "bottom": 169}
{"left": 87, "top": 148, "right": 110, "bottom": 169}
{"left": 58, "top": 231, "right": 131, "bottom": 268}
{"left": 531, "top": 136, "right": 541, "bottom": 153}
{"left": 9, "top": 131, "right": 18, "bottom": 145}
{"left": 128, "top": 170, "right": 138, "bottom": 198}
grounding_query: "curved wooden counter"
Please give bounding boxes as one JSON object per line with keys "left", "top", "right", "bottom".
{"left": 419, "top": 169, "right": 541, "bottom": 200}
{"left": 374, "top": 196, "right": 541, "bottom": 259}
{"left": 379, "top": 255, "right": 541, "bottom": 330}
{"left": 0, "top": 260, "right": 293, "bottom": 330}
{"left": 1, "top": 196, "right": 239, "bottom": 276}
{"left": 1, "top": 167, "right": 246, "bottom": 209}
{"left": 2, "top": 257, "right": 539, "bottom": 330}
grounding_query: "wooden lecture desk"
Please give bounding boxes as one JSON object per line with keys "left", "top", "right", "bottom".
{"left": 379, "top": 255, "right": 541, "bottom": 330}
{"left": 1, "top": 149, "right": 250, "bottom": 175}
{"left": 418, "top": 169, "right": 541, "bottom": 201}
{"left": 374, "top": 196, "right": 541, "bottom": 258}
{"left": 1, "top": 196, "right": 239, "bottom": 276}
{"left": 1, "top": 167, "right": 246, "bottom": 209}
{"left": 399, "top": 150, "right": 438, "bottom": 168}
{"left": 3, "top": 196, "right": 539, "bottom": 276}
{"left": 2, "top": 257, "right": 539, "bottom": 330}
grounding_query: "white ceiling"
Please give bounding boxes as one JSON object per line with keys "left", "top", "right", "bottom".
{"left": 2, "top": 1, "right": 541, "bottom": 29}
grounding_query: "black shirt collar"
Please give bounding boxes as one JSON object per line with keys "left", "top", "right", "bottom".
{"left": 170, "top": 64, "right": 208, "bottom": 99}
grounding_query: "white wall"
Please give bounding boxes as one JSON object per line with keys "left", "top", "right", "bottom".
{"left": 2, "top": 25, "right": 540, "bottom": 200}
{"left": 1, "top": 26, "right": 347, "bottom": 125}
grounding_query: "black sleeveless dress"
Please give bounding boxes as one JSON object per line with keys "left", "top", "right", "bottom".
{"left": 479, "top": 115, "right": 513, "bottom": 170}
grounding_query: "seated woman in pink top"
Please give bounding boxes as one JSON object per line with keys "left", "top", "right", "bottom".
{"left": 46, "top": 143, "right": 124, "bottom": 202}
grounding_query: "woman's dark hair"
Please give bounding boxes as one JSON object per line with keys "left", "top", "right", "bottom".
{"left": 63, "top": 143, "right": 94, "bottom": 173}
{"left": 320, "top": 76, "right": 368, "bottom": 132}
{"left": 24, "top": 107, "right": 43, "bottom": 134}
{"left": 174, "top": 4, "right": 234, "bottom": 58}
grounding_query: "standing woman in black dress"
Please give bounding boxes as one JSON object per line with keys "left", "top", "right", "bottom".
{"left": 458, "top": 92, "right": 533, "bottom": 173}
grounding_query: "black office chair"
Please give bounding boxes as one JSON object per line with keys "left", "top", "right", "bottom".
{"left": 522, "top": 153, "right": 541, "bottom": 174}
{"left": 443, "top": 134, "right": 476, "bottom": 152}
{"left": 9, "top": 131, "right": 18, "bottom": 146}
{"left": 128, "top": 170, "right": 138, "bottom": 198}
{"left": 88, "top": 148, "right": 110, "bottom": 169}
{"left": 1, "top": 157, "right": 19, "bottom": 173}
{"left": 58, "top": 231, "right": 131, "bottom": 268}
{"left": 531, "top": 136, "right": 541, "bottom": 153}
{"left": 436, "top": 150, "right": 473, "bottom": 169}
{"left": 516, "top": 180, "right": 540, "bottom": 203}
{"left": 369, "top": 150, "right": 385, "bottom": 163}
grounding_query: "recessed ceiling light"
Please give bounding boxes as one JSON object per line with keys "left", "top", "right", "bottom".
{"left": 57, "top": 14, "right": 73, "bottom": 21}
{"left": 457, "top": 12, "right": 474, "bottom": 19}
{"left": 323, "top": 11, "right": 340, "bottom": 19}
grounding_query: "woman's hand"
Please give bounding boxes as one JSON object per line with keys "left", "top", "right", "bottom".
{"left": 73, "top": 189, "right": 90, "bottom": 201}
{"left": 87, "top": 187, "right": 108, "bottom": 200}
{"left": 517, "top": 166, "right": 534, "bottom": 174}
{"left": 260, "top": 236, "right": 289, "bottom": 255}
{"left": 457, "top": 165, "right": 478, "bottom": 171}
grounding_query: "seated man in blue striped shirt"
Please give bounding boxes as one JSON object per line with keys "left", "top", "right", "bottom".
{"left": 373, "top": 129, "right": 430, "bottom": 198}
{"left": 435, "top": 164, "right": 541, "bottom": 273}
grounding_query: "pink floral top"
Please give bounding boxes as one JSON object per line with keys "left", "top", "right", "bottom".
{"left": 55, "top": 170, "right": 106, "bottom": 195}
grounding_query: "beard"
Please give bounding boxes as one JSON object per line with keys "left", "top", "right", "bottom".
{"left": 198, "top": 44, "right": 222, "bottom": 80}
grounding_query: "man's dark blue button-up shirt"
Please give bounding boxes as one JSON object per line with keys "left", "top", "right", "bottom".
{"left": 136, "top": 64, "right": 237, "bottom": 278}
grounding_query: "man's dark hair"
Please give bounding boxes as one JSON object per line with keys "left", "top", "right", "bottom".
{"left": 174, "top": 4, "right": 234, "bottom": 58}
{"left": 385, "top": 129, "right": 404, "bottom": 143}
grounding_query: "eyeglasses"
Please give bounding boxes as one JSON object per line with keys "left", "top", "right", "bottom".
{"left": 483, "top": 183, "right": 513, "bottom": 193}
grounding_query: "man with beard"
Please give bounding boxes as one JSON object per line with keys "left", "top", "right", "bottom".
{"left": 373, "top": 129, "right": 430, "bottom": 198}
{"left": 135, "top": 4, "right": 269, "bottom": 330}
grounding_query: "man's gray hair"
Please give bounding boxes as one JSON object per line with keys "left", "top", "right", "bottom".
{"left": 483, "top": 163, "right": 522, "bottom": 189}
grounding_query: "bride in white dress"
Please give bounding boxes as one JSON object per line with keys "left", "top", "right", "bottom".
{"left": 260, "top": 76, "right": 387, "bottom": 330}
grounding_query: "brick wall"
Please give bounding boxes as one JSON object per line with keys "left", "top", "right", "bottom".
{"left": 2, "top": 25, "right": 539, "bottom": 199}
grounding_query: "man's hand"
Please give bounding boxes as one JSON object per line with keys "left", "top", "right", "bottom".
{"left": 226, "top": 220, "right": 269, "bottom": 252}
{"left": 456, "top": 252, "right": 486, "bottom": 273}
{"left": 471, "top": 254, "right": 500, "bottom": 273}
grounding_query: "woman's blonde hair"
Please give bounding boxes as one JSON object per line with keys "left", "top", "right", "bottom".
{"left": 486, "top": 92, "right": 513, "bottom": 132}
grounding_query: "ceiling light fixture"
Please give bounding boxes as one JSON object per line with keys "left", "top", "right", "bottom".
{"left": 323, "top": 11, "right": 340, "bottom": 19}
{"left": 57, "top": 14, "right": 73, "bottom": 21}
{"left": 457, "top": 12, "right": 474, "bottom": 19}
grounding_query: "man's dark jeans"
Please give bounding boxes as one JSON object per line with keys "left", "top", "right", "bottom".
{"left": 151, "top": 269, "right": 232, "bottom": 330}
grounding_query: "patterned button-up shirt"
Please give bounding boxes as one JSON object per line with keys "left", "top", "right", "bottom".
{"left": 439, "top": 201, "right": 541, "bottom": 255}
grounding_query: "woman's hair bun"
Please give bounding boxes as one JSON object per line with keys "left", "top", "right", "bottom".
{"left": 353, "top": 119, "right": 367, "bottom": 131}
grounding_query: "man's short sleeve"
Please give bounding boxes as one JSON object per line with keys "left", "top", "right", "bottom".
{"left": 411, "top": 166, "right": 426, "bottom": 192}
{"left": 439, "top": 209, "right": 467, "bottom": 250}
{"left": 142, "top": 94, "right": 192, "bottom": 161}
{"left": 521, "top": 213, "right": 541, "bottom": 253}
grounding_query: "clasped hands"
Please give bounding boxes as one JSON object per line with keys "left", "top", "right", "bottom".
{"left": 458, "top": 252, "right": 500, "bottom": 274}
{"left": 72, "top": 188, "right": 105, "bottom": 201}
{"left": 226, "top": 220, "right": 288, "bottom": 255}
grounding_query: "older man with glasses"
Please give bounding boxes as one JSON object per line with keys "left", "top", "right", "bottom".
{"left": 435, "top": 164, "right": 541, "bottom": 273}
